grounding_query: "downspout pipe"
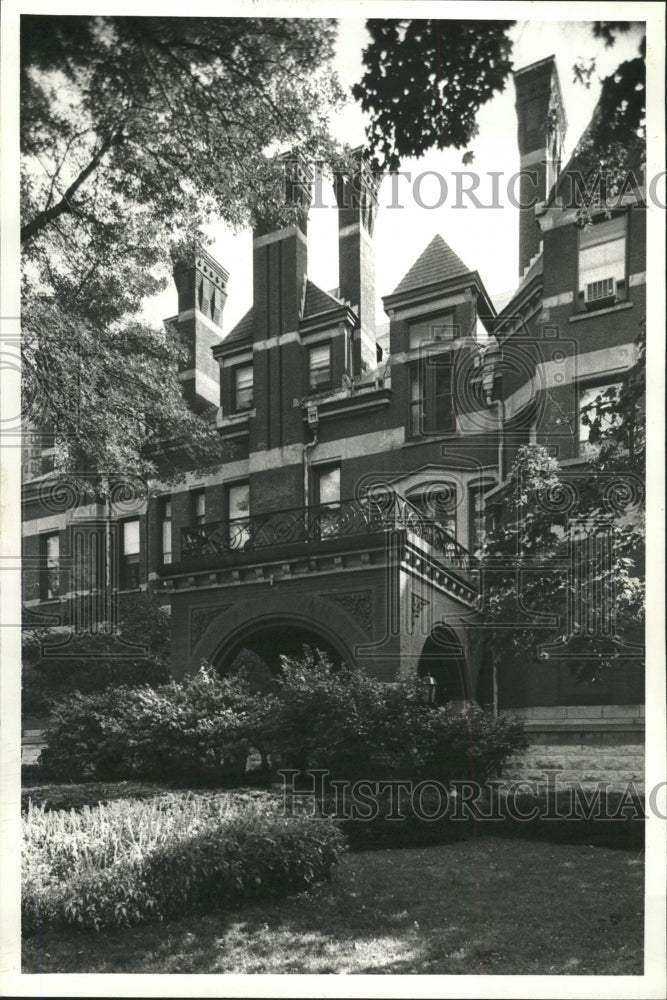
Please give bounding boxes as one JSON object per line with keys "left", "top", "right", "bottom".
{"left": 303, "top": 405, "right": 319, "bottom": 508}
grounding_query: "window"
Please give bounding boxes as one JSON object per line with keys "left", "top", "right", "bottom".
{"left": 228, "top": 482, "right": 250, "bottom": 550}
{"left": 578, "top": 382, "right": 623, "bottom": 459}
{"left": 406, "top": 483, "right": 457, "bottom": 539}
{"left": 309, "top": 343, "right": 331, "bottom": 392}
{"left": 409, "top": 314, "right": 456, "bottom": 351}
{"left": 468, "top": 486, "right": 487, "bottom": 555}
{"left": 578, "top": 214, "right": 627, "bottom": 309}
{"left": 192, "top": 489, "right": 206, "bottom": 527}
{"left": 409, "top": 355, "right": 455, "bottom": 436}
{"left": 233, "top": 364, "right": 254, "bottom": 412}
{"left": 160, "top": 498, "right": 172, "bottom": 564}
{"left": 314, "top": 464, "right": 341, "bottom": 537}
{"left": 40, "top": 532, "right": 60, "bottom": 600}
{"left": 120, "top": 519, "right": 141, "bottom": 590}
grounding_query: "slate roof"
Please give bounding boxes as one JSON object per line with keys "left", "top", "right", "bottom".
{"left": 303, "top": 280, "right": 344, "bottom": 318}
{"left": 222, "top": 306, "right": 253, "bottom": 346}
{"left": 391, "top": 234, "right": 471, "bottom": 296}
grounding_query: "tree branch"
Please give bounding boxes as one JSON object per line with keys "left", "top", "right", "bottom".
{"left": 21, "top": 128, "right": 125, "bottom": 244}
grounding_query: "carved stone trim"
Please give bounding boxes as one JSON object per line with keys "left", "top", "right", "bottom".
{"left": 410, "top": 592, "right": 430, "bottom": 633}
{"left": 190, "top": 605, "right": 232, "bottom": 650}
{"left": 323, "top": 590, "right": 373, "bottom": 636}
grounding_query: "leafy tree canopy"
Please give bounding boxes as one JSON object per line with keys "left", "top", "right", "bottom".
{"left": 353, "top": 19, "right": 515, "bottom": 171}
{"left": 354, "top": 19, "right": 645, "bottom": 173}
{"left": 21, "top": 16, "right": 344, "bottom": 483}
{"left": 477, "top": 327, "right": 645, "bottom": 683}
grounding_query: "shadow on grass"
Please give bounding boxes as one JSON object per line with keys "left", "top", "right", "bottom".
{"left": 23, "top": 838, "right": 644, "bottom": 976}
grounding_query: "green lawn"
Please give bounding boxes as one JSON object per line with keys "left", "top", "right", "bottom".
{"left": 23, "top": 837, "right": 644, "bottom": 975}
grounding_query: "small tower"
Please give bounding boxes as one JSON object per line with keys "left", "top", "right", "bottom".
{"left": 171, "top": 250, "right": 229, "bottom": 410}
{"left": 514, "top": 56, "right": 567, "bottom": 278}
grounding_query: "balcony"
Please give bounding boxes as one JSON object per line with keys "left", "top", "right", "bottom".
{"left": 178, "top": 494, "right": 471, "bottom": 572}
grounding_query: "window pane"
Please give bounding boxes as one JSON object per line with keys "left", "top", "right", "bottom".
{"left": 229, "top": 483, "right": 249, "bottom": 520}
{"left": 579, "top": 215, "right": 626, "bottom": 249}
{"left": 316, "top": 466, "right": 340, "bottom": 506}
{"left": 46, "top": 534, "right": 59, "bottom": 563}
{"left": 161, "top": 520, "right": 172, "bottom": 563}
{"left": 309, "top": 344, "right": 331, "bottom": 388}
{"left": 235, "top": 365, "right": 254, "bottom": 410}
{"left": 579, "top": 238, "right": 625, "bottom": 290}
{"left": 194, "top": 491, "right": 206, "bottom": 519}
{"left": 123, "top": 519, "right": 140, "bottom": 555}
{"left": 409, "top": 317, "right": 455, "bottom": 350}
{"left": 579, "top": 382, "right": 622, "bottom": 457}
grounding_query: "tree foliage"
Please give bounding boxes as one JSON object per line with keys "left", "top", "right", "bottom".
{"left": 353, "top": 19, "right": 514, "bottom": 171}
{"left": 21, "top": 16, "right": 344, "bottom": 478}
{"left": 354, "top": 19, "right": 646, "bottom": 173}
{"left": 478, "top": 332, "right": 645, "bottom": 683}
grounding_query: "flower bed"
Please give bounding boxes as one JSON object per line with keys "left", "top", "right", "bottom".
{"left": 22, "top": 790, "right": 343, "bottom": 933}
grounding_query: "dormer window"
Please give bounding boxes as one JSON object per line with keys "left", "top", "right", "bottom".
{"left": 233, "top": 364, "right": 254, "bottom": 412}
{"left": 578, "top": 214, "right": 627, "bottom": 310}
{"left": 309, "top": 342, "right": 331, "bottom": 392}
{"left": 409, "top": 313, "right": 456, "bottom": 351}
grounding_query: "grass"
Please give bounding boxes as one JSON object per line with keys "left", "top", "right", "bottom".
{"left": 23, "top": 837, "right": 644, "bottom": 975}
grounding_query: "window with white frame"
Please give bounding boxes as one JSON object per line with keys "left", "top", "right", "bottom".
{"left": 227, "top": 481, "right": 250, "bottom": 549}
{"left": 308, "top": 342, "right": 331, "bottom": 392}
{"left": 233, "top": 364, "right": 254, "bottom": 412}
{"left": 314, "top": 464, "right": 341, "bottom": 537}
{"left": 120, "top": 519, "right": 140, "bottom": 590}
{"left": 578, "top": 214, "right": 627, "bottom": 308}
{"left": 40, "top": 532, "right": 60, "bottom": 600}
{"left": 409, "top": 355, "right": 455, "bottom": 436}
{"left": 160, "top": 498, "right": 172, "bottom": 564}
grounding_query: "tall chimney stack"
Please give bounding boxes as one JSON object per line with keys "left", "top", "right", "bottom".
{"left": 514, "top": 56, "right": 566, "bottom": 278}
{"left": 334, "top": 149, "right": 379, "bottom": 373}
{"left": 171, "top": 250, "right": 228, "bottom": 410}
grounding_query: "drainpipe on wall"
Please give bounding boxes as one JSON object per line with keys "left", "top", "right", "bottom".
{"left": 492, "top": 649, "right": 499, "bottom": 719}
{"left": 303, "top": 404, "right": 319, "bottom": 508}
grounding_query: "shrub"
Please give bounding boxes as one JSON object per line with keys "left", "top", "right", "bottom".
{"left": 261, "top": 649, "right": 420, "bottom": 781}
{"left": 38, "top": 652, "right": 528, "bottom": 790}
{"left": 40, "top": 666, "right": 269, "bottom": 784}
{"left": 22, "top": 595, "right": 172, "bottom": 716}
{"left": 411, "top": 704, "right": 529, "bottom": 786}
{"left": 22, "top": 790, "right": 343, "bottom": 934}
{"left": 261, "top": 650, "right": 526, "bottom": 786}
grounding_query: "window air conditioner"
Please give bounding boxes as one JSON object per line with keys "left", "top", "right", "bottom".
{"left": 584, "top": 277, "right": 616, "bottom": 306}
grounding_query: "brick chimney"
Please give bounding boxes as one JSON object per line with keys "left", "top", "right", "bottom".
{"left": 171, "top": 250, "right": 228, "bottom": 410}
{"left": 514, "top": 56, "right": 567, "bottom": 277}
{"left": 252, "top": 154, "right": 312, "bottom": 343}
{"left": 334, "top": 148, "right": 379, "bottom": 372}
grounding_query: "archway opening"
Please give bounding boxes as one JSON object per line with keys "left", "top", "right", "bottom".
{"left": 418, "top": 624, "right": 469, "bottom": 704}
{"left": 216, "top": 621, "right": 344, "bottom": 690}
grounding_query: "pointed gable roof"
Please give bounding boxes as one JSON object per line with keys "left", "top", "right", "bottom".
{"left": 303, "top": 280, "right": 343, "bottom": 319}
{"left": 392, "top": 234, "right": 471, "bottom": 296}
{"left": 222, "top": 306, "right": 253, "bottom": 346}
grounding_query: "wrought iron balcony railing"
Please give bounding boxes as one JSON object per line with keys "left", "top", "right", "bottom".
{"left": 180, "top": 493, "right": 470, "bottom": 570}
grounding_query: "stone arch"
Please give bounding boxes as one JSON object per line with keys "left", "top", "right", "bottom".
{"left": 186, "top": 591, "right": 371, "bottom": 678}
{"left": 417, "top": 623, "right": 471, "bottom": 704}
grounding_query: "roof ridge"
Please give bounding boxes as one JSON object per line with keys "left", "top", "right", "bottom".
{"left": 391, "top": 233, "right": 471, "bottom": 297}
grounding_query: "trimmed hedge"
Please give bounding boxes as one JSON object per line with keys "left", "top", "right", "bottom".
{"left": 22, "top": 791, "right": 343, "bottom": 934}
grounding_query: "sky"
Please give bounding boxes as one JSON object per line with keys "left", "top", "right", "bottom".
{"left": 147, "top": 17, "right": 646, "bottom": 332}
